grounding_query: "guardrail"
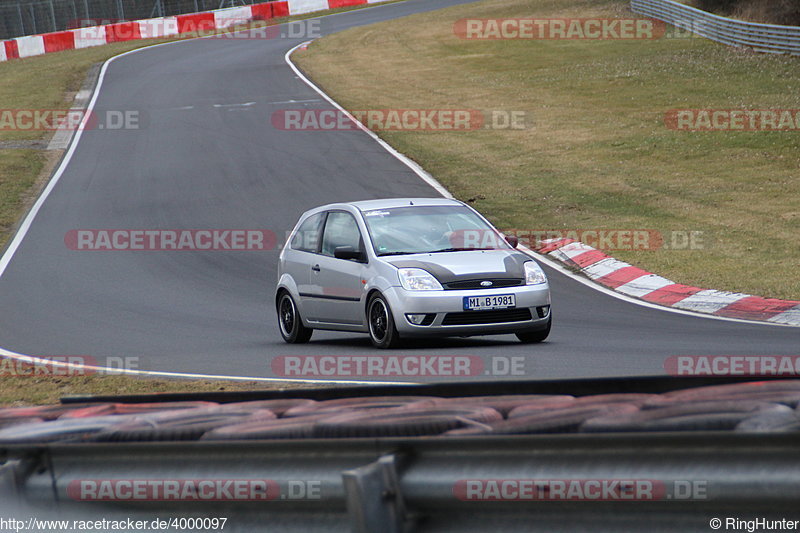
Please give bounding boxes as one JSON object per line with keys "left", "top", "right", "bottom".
{"left": 4, "top": 433, "right": 800, "bottom": 532}
{"left": 631, "top": 0, "right": 800, "bottom": 55}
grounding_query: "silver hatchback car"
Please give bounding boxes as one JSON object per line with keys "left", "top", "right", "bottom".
{"left": 275, "top": 198, "right": 551, "bottom": 348}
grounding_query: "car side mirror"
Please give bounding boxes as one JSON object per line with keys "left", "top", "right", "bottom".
{"left": 334, "top": 246, "right": 365, "bottom": 262}
{"left": 505, "top": 235, "right": 519, "bottom": 248}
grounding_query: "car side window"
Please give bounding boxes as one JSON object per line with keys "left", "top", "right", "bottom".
{"left": 321, "top": 212, "right": 363, "bottom": 257}
{"left": 290, "top": 212, "right": 325, "bottom": 253}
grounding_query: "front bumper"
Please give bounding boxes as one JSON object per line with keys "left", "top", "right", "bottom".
{"left": 382, "top": 284, "right": 551, "bottom": 337}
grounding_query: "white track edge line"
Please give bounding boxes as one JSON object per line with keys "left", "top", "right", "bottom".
{"left": 0, "top": 346, "right": 416, "bottom": 385}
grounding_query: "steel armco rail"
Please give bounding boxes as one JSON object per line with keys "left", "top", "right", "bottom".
{"left": 631, "top": 0, "right": 800, "bottom": 55}
{"left": 2, "top": 433, "right": 800, "bottom": 532}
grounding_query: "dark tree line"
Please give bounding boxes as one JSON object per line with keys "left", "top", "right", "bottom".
{"left": 694, "top": 0, "right": 800, "bottom": 25}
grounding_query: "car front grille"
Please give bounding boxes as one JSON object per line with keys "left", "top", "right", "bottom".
{"left": 443, "top": 278, "right": 525, "bottom": 290}
{"left": 441, "top": 308, "right": 533, "bottom": 326}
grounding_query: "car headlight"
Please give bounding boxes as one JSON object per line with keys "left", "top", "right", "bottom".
{"left": 524, "top": 261, "right": 547, "bottom": 285}
{"left": 398, "top": 268, "right": 443, "bottom": 291}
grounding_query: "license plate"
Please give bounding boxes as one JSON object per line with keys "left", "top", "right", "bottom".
{"left": 463, "top": 294, "right": 516, "bottom": 311}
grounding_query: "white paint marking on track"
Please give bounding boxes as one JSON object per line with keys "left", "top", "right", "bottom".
{"left": 616, "top": 274, "right": 673, "bottom": 299}
{"left": 212, "top": 102, "right": 256, "bottom": 108}
{"left": 551, "top": 241, "right": 596, "bottom": 261}
{"left": 672, "top": 289, "right": 750, "bottom": 314}
{"left": 582, "top": 258, "right": 631, "bottom": 281}
{"left": 269, "top": 99, "right": 323, "bottom": 104}
{"left": 47, "top": 90, "right": 95, "bottom": 150}
{"left": 769, "top": 305, "right": 800, "bottom": 325}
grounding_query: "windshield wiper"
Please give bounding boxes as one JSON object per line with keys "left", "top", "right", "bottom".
{"left": 427, "top": 247, "right": 497, "bottom": 253}
{"left": 379, "top": 247, "right": 498, "bottom": 256}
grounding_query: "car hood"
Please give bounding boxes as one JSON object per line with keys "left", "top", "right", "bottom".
{"left": 385, "top": 249, "right": 530, "bottom": 283}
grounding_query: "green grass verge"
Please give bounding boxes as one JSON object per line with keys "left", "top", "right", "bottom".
{"left": 294, "top": 0, "right": 800, "bottom": 300}
{"left": 0, "top": 374, "right": 314, "bottom": 406}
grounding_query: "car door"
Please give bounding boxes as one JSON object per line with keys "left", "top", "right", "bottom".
{"left": 284, "top": 212, "right": 326, "bottom": 319}
{"left": 310, "top": 211, "right": 368, "bottom": 326}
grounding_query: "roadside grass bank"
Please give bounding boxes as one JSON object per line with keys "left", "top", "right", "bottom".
{"left": 294, "top": 0, "right": 800, "bottom": 300}
{"left": 0, "top": 373, "right": 313, "bottom": 406}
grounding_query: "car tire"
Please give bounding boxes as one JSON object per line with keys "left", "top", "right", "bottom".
{"left": 367, "top": 293, "right": 401, "bottom": 349}
{"left": 277, "top": 292, "right": 313, "bottom": 344}
{"left": 516, "top": 316, "right": 551, "bottom": 344}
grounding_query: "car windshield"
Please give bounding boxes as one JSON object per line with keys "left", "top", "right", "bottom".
{"left": 362, "top": 205, "right": 511, "bottom": 256}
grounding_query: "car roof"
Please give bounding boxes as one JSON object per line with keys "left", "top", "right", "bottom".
{"left": 310, "top": 198, "right": 464, "bottom": 213}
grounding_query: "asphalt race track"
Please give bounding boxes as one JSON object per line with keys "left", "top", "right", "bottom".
{"left": 0, "top": 0, "right": 797, "bottom": 382}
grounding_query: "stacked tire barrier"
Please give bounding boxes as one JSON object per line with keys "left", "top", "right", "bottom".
{"left": 631, "top": 0, "right": 800, "bottom": 55}
{"left": 3, "top": 383, "right": 800, "bottom": 532}
{"left": 3, "top": 381, "right": 800, "bottom": 443}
